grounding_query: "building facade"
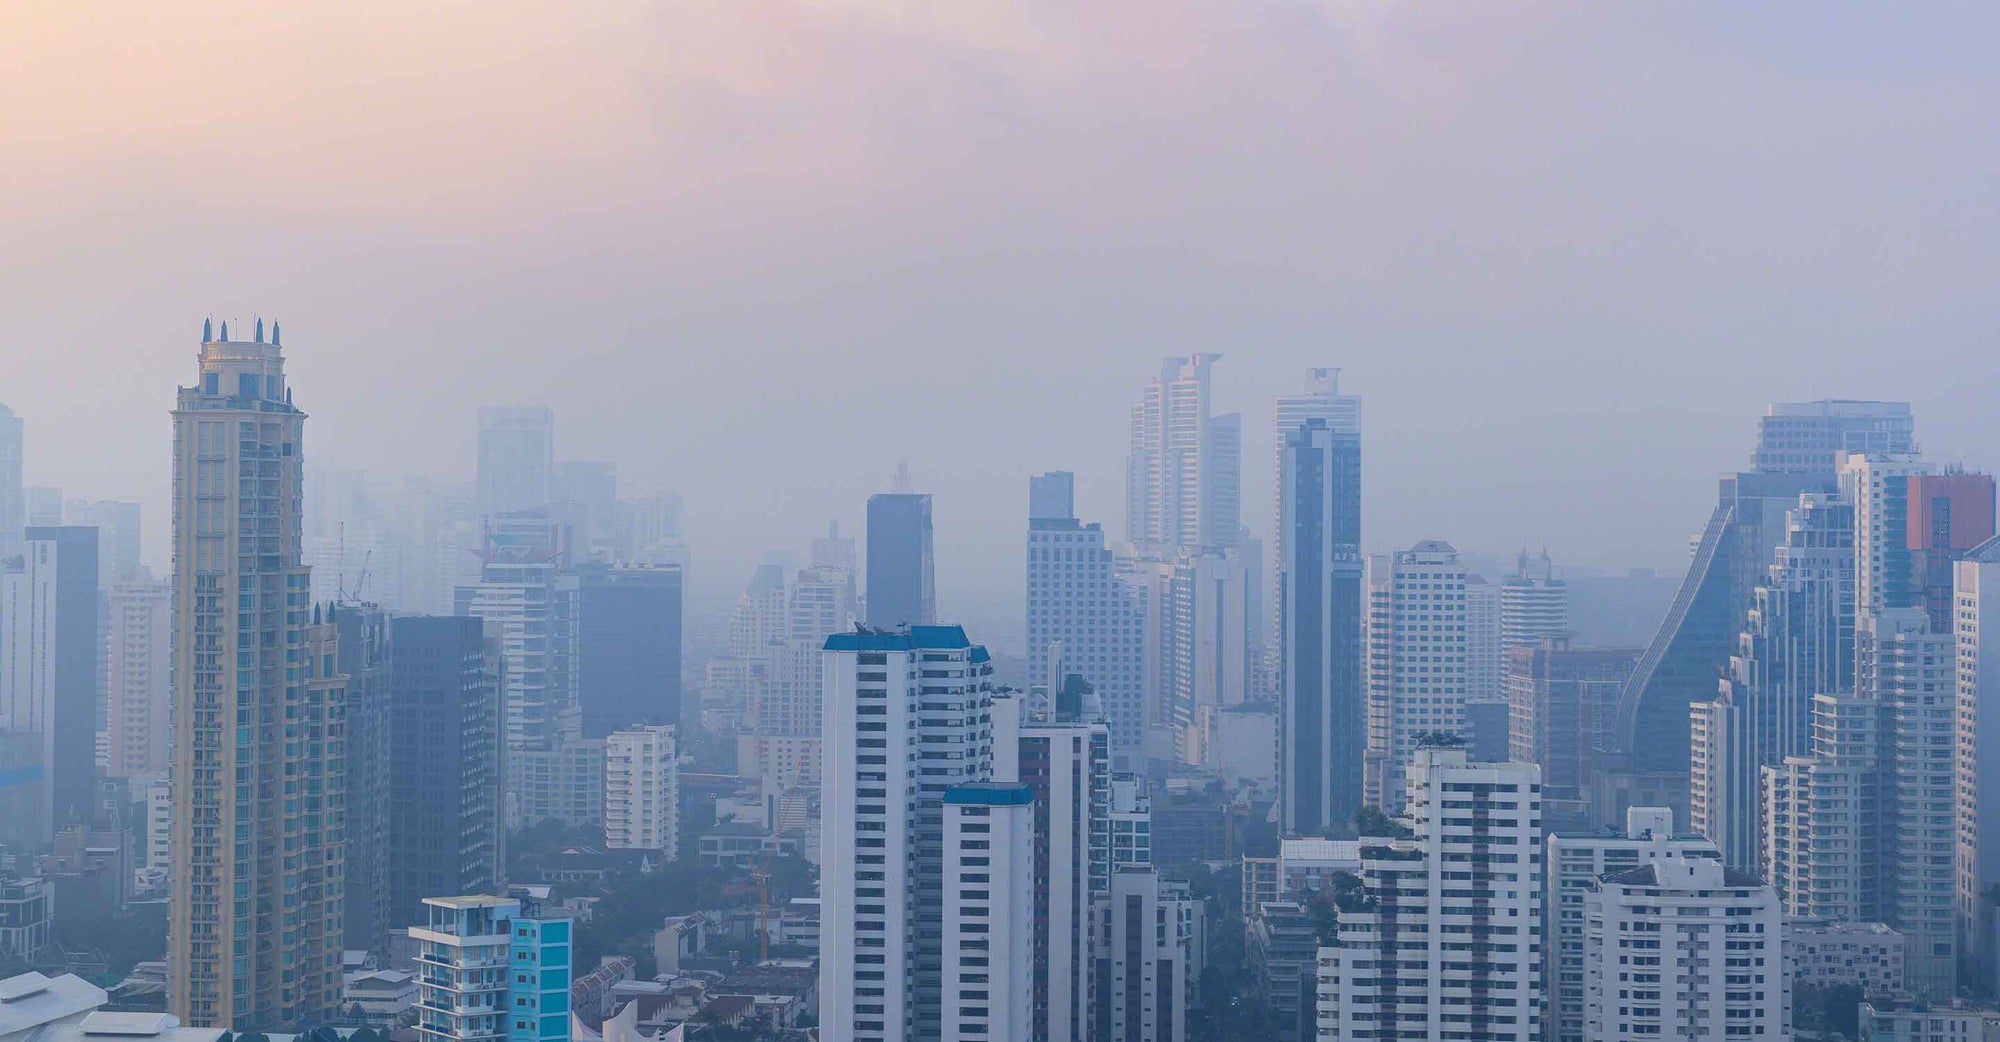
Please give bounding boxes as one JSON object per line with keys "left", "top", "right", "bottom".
{"left": 411, "top": 895, "right": 572, "bottom": 1042}
{"left": 103, "top": 577, "right": 170, "bottom": 779}
{"left": 168, "top": 324, "right": 346, "bottom": 1027}
{"left": 940, "top": 783, "right": 1035, "bottom": 1042}
{"left": 1278, "top": 419, "right": 1363, "bottom": 835}
{"left": 388, "top": 616, "right": 503, "bottom": 934}
{"left": 577, "top": 563, "right": 682, "bottom": 738}
{"left": 1026, "top": 474, "right": 1146, "bottom": 756}
{"left": 603, "top": 725, "right": 678, "bottom": 854}
{"left": 1363, "top": 543, "right": 1470, "bottom": 811}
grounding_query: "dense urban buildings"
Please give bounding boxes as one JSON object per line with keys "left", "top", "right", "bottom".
{"left": 1, "top": 525, "right": 99, "bottom": 840}
{"left": 474, "top": 405, "right": 554, "bottom": 519}
{"left": 167, "top": 322, "right": 347, "bottom": 1028}
{"left": 1506, "top": 639, "right": 1638, "bottom": 829}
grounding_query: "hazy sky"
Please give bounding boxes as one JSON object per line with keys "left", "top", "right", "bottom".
{"left": 4, "top": 2, "right": 1996, "bottom": 620}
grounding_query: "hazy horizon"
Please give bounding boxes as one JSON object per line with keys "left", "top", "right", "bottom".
{"left": 6, "top": 2, "right": 1997, "bottom": 625}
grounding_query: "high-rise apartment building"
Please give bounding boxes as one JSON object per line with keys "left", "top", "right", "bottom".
{"left": 1957, "top": 537, "right": 2000, "bottom": 975}
{"left": 865, "top": 493, "right": 935, "bottom": 629}
{"left": 820, "top": 625, "right": 997, "bottom": 1042}
{"left": 1693, "top": 491, "right": 1854, "bottom": 867}
{"left": 1128, "top": 355, "right": 1235, "bottom": 550}
{"left": 1, "top": 527, "right": 99, "bottom": 838}
{"left": 1009, "top": 709, "right": 1111, "bottom": 1042}
{"left": 1026, "top": 472, "right": 1145, "bottom": 756}
{"left": 457, "top": 511, "right": 583, "bottom": 826}
{"left": 603, "top": 724, "right": 677, "bottom": 853}
{"left": 475, "top": 406, "right": 554, "bottom": 520}
{"left": 388, "top": 616, "right": 503, "bottom": 932}
{"left": 168, "top": 323, "right": 346, "bottom": 1027}
{"left": 1363, "top": 542, "right": 1470, "bottom": 811}
{"left": 1278, "top": 419, "right": 1363, "bottom": 836}
{"left": 1581, "top": 852, "right": 1788, "bottom": 1040}
{"left": 411, "top": 896, "right": 573, "bottom": 1042}
{"left": 577, "top": 563, "right": 682, "bottom": 737}
{"left": 335, "top": 604, "right": 393, "bottom": 955}
{"left": 1545, "top": 807, "right": 1719, "bottom": 1042}
{"left": 1842, "top": 451, "right": 1934, "bottom": 617}
{"left": 1317, "top": 746, "right": 1542, "bottom": 1041}
{"left": 1910, "top": 471, "right": 1996, "bottom": 633}
{"left": 0, "top": 404, "right": 20, "bottom": 564}
{"left": 940, "top": 782, "right": 1035, "bottom": 1042}
{"left": 1465, "top": 574, "right": 1501, "bottom": 703}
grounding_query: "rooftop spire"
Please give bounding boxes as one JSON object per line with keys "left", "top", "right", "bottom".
{"left": 202, "top": 317, "right": 213, "bottom": 342}
{"left": 255, "top": 317, "right": 264, "bottom": 343}
{"left": 272, "top": 321, "right": 281, "bottom": 346}
{"left": 220, "top": 320, "right": 229, "bottom": 342}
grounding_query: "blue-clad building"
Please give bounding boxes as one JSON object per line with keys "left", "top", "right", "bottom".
{"left": 412, "top": 896, "right": 572, "bottom": 1042}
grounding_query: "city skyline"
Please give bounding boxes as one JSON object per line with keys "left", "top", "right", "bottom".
{"left": 6, "top": 4, "right": 1999, "bottom": 617}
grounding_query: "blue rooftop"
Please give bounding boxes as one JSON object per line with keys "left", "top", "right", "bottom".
{"left": 944, "top": 782, "right": 1035, "bottom": 806}
{"left": 824, "top": 624, "right": 982, "bottom": 653}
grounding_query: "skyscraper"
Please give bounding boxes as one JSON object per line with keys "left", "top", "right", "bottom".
{"left": 865, "top": 492, "right": 935, "bottom": 629}
{"left": 940, "top": 782, "right": 1036, "bottom": 1042}
{"left": 65, "top": 499, "right": 143, "bottom": 585}
{"left": 1363, "top": 541, "right": 1470, "bottom": 812}
{"left": 169, "top": 319, "right": 346, "bottom": 1027}
{"left": 1507, "top": 639, "right": 1639, "bottom": 827}
{"left": 1127, "top": 354, "right": 1232, "bottom": 550}
{"left": 1840, "top": 450, "right": 1933, "bottom": 616}
{"left": 577, "top": 562, "right": 682, "bottom": 737}
{"left": 0, "top": 526, "right": 98, "bottom": 837}
{"left": 1025, "top": 472, "right": 1145, "bottom": 755}
{"left": 475, "top": 405, "right": 554, "bottom": 519}
{"left": 0, "top": 404, "right": 20, "bottom": 564}
{"left": 388, "top": 616, "right": 503, "bottom": 932}
{"left": 820, "top": 625, "right": 997, "bottom": 1042}
{"left": 1498, "top": 548, "right": 1568, "bottom": 654}
{"left": 1009, "top": 708, "right": 1111, "bottom": 1042}
{"left": 1278, "top": 419, "right": 1362, "bottom": 836}
{"left": 1272, "top": 369, "right": 1360, "bottom": 678}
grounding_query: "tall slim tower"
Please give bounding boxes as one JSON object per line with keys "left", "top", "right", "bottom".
{"left": 1278, "top": 419, "right": 1363, "bottom": 835}
{"left": 1127, "top": 355, "right": 1224, "bottom": 550}
{"left": 169, "top": 320, "right": 346, "bottom": 1027}
{"left": 1026, "top": 472, "right": 1146, "bottom": 755}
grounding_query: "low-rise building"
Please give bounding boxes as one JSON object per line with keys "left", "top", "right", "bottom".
{"left": 1791, "top": 920, "right": 1907, "bottom": 996}
{"left": 340, "top": 969, "right": 416, "bottom": 1027}
{"left": 1860, "top": 1000, "right": 2000, "bottom": 1041}
{"left": 0, "top": 878, "right": 53, "bottom": 960}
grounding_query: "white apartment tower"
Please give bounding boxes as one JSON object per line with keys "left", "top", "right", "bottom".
{"left": 603, "top": 724, "right": 678, "bottom": 853}
{"left": 1095, "top": 866, "right": 1197, "bottom": 1042}
{"left": 941, "top": 783, "right": 1036, "bottom": 1042}
{"left": 1319, "top": 746, "right": 1543, "bottom": 1041}
{"left": 1363, "top": 542, "right": 1471, "bottom": 811}
{"left": 168, "top": 320, "right": 346, "bottom": 1028}
{"left": 1581, "top": 851, "right": 1788, "bottom": 1040}
{"left": 1956, "top": 537, "right": 2000, "bottom": 971}
{"left": 1545, "top": 808, "right": 1720, "bottom": 1042}
{"left": 820, "top": 625, "right": 998, "bottom": 1042}
{"left": 103, "top": 577, "right": 171, "bottom": 779}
